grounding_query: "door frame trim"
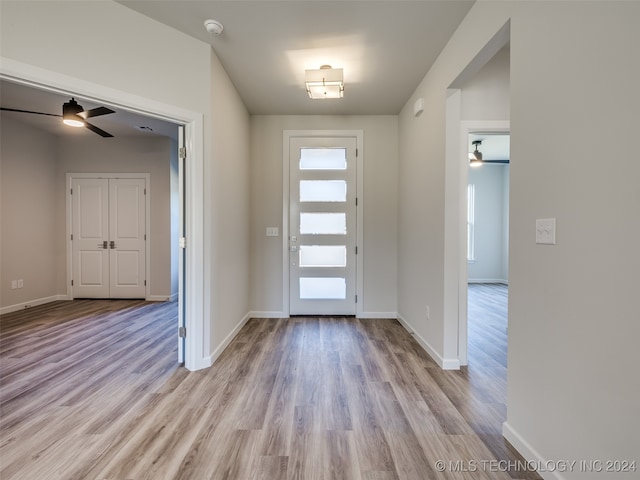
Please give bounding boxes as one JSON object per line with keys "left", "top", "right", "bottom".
{"left": 282, "top": 130, "right": 364, "bottom": 317}
{"left": 66, "top": 173, "right": 151, "bottom": 300}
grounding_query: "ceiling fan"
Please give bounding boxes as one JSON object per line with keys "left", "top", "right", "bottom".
{"left": 1, "top": 97, "right": 115, "bottom": 137}
{"left": 469, "top": 140, "right": 509, "bottom": 167}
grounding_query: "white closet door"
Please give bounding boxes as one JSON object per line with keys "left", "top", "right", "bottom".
{"left": 72, "top": 178, "right": 110, "bottom": 298}
{"left": 72, "top": 177, "right": 146, "bottom": 299}
{"left": 108, "top": 178, "right": 146, "bottom": 298}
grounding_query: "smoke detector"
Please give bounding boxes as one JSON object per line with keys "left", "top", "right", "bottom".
{"left": 204, "top": 19, "right": 223, "bottom": 35}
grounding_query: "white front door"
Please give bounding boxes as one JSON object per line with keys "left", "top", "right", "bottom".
{"left": 72, "top": 177, "right": 146, "bottom": 298}
{"left": 289, "top": 136, "right": 357, "bottom": 315}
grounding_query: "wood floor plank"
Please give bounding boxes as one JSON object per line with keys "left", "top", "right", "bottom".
{"left": 258, "top": 322, "right": 300, "bottom": 457}
{"left": 0, "top": 288, "right": 540, "bottom": 480}
{"left": 251, "top": 455, "right": 289, "bottom": 480}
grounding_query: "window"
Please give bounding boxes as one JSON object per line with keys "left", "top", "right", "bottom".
{"left": 467, "top": 183, "right": 475, "bottom": 262}
{"left": 299, "top": 212, "right": 347, "bottom": 235}
{"left": 299, "top": 148, "right": 347, "bottom": 170}
{"left": 300, "top": 180, "right": 347, "bottom": 202}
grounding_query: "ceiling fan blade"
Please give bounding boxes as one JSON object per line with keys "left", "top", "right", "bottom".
{"left": 483, "top": 159, "right": 510, "bottom": 164}
{"left": 84, "top": 121, "right": 114, "bottom": 138}
{"left": 1, "top": 107, "right": 61, "bottom": 118}
{"left": 80, "top": 106, "right": 115, "bottom": 119}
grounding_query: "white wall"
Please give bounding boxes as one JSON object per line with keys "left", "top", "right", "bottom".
{"left": 461, "top": 46, "right": 510, "bottom": 121}
{"left": 207, "top": 50, "right": 252, "bottom": 361}
{"left": 468, "top": 164, "right": 509, "bottom": 283}
{"left": 0, "top": 115, "right": 58, "bottom": 310}
{"left": 399, "top": 1, "right": 640, "bottom": 478}
{"left": 0, "top": 2, "right": 211, "bottom": 115}
{"left": 250, "top": 115, "right": 398, "bottom": 317}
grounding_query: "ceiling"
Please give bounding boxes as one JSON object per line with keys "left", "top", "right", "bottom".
{"left": 117, "top": 0, "right": 475, "bottom": 115}
{"left": 1, "top": 1, "right": 477, "bottom": 137}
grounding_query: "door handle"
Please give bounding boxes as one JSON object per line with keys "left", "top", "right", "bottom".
{"left": 110, "top": 241, "right": 116, "bottom": 249}
{"left": 98, "top": 240, "right": 108, "bottom": 249}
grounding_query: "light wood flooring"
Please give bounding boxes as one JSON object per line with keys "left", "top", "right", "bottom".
{"left": 1, "top": 289, "right": 539, "bottom": 479}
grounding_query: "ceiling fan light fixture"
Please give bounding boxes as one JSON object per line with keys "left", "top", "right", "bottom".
{"left": 305, "top": 65, "right": 344, "bottom": 99}
{"left": 62, "top": 98, "right": 85, "bottom": 127}
{"left": 470, "top": 140, "right": 483, "bottom": 167}
{"left": 63, "top": 116, "right": 85, "bottom": 128}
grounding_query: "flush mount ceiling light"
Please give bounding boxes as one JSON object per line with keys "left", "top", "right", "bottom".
{"left": 305, "top": 65, "right": 344, "bottom": 99}
{"left": 204, "top": 19, "right": 223, "bottom": 35}
{"left": 470, "top": 140, "right": 483, "bottom": 167}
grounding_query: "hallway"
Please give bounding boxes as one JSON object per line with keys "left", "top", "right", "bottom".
{"left": 0, "top": 296, "right": 539, "bottom": 479}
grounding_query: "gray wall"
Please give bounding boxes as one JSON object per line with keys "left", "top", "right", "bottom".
{"left": 0, "top": 115, "right": 58, "bottom": 309}
{"left": 468, "top": 164, "right": 509, "bottom": 283}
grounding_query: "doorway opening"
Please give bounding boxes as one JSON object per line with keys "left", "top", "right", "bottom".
{"left": 0, "top": 71, "right": 205, "bottom": 370}
{"left": 443, "top": 20, "right": 510, "bottom": 370}
{"left": 466, "top": 132, "right": 510, "bottom": 369}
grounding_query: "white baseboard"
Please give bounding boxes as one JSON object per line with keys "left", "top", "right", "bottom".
{"left": 358, "top": 311, "right": 397, "bottom": 319}
{"left": 502, "top": 422, "right": 563, "bottom": 480}
{"left": 0, "top": 295, "right": 68, "bottom": 315}
{"left": 249, "top": 311, "right": 399, "bottom": 320}
{"left": 468, "top": 278, "right": 509, "bottom": 284}
{"left": 249, "top": 311, "right": 286, "bottom": 319}
{"left": 146, "top": 294, "right": 174, "bottom": 302}
{"left": 396, "top": 313, "right": 460, "bottom": 370}
{"left": 208, "top": 311, "right": 253, "bottom": 365}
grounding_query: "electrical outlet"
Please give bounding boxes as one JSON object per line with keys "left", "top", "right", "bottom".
{"left": 11, "top": 280, "right": 17, "bottom": 290}
{"left": 426, "top": 305, "right": 430, "bottom": 320}
{"left": 17, "top": 279, "right": 24, "bottom": 289}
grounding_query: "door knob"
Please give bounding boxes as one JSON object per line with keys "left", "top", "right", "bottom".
{"left": 98, "top": 240, "right": 108, "bottom": 249}
{"left": 110, "top": 241, "right": 116, "bottom": 249}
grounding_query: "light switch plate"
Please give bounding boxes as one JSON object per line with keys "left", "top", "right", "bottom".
{"left": 266, "top": 227, "right": 279, "bottom": 237}
{"left": 536, "top": 218, "right": 556, "bottom": 245}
